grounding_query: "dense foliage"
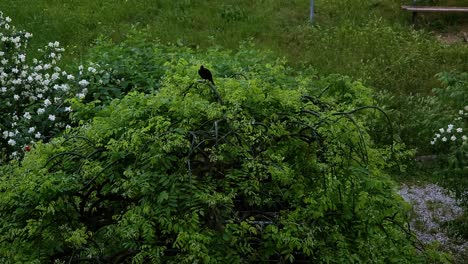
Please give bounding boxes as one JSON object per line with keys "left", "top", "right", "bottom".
{"left": 0, "top": 36, "right": 440, "bottom": 263}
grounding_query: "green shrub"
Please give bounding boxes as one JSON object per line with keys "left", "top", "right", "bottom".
{"left": 0, "top": 41, "right": 436, "bottom": 263}
{"left": 69, "top": 31, "right": 292, "bottom": 121}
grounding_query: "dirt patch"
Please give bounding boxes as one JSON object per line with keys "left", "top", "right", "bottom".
{"left": 434, "top": 22, "right": 468, "bottom": 44}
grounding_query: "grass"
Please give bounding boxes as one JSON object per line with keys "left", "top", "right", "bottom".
{"left": 1, "top": 1, "right": 466, "bottom": 89}
{"left": 0, "top": 0, "right": 311, "bottom": 57}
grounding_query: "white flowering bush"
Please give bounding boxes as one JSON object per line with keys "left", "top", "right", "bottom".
{"left": 430, "top": 106, "right": 468, "bottom": 177}
{"left": 0, "top": 12, "right": 90, "bottom": 161}
{"left": 429, "top": 72, "right": 468, "bottom": 156}
{"left": 429, "top": 97, "right": 468, "bottom": 211}
{"left": 431, "top": 107, "right": 468, "bottom": 146}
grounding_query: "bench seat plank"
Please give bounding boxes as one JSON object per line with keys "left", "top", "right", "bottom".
{"left": 401, "top": 6, "right": 468, "bottom": 12}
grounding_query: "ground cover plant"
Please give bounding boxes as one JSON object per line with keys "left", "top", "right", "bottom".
{"left": 0, "top": 34, "right": 445, "bottom": 263}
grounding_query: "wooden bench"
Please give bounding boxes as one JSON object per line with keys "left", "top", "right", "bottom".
{"left": 401, "top": 1, "right": 468, "bottom": 23}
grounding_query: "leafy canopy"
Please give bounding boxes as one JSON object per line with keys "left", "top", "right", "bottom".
{"left": 0, "top": 35, "right": 438, "bottom": 263}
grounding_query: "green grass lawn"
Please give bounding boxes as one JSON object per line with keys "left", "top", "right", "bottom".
{"left": 2, "top": 0, "right": 466, "bottom": 91}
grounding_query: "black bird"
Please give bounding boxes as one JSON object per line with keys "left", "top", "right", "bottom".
{"left": 198, "top": 65, "right": 215, "bottom": 85}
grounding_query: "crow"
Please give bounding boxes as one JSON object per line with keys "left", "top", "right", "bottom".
{"left": 198, "top": 65, "right": 215, "bottom": 85}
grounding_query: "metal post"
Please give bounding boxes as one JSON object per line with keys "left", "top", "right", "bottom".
{"left": 310, "top": 0, "right": 315, "bottom": 24}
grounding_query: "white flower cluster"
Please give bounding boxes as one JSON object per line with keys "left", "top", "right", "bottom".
{"left": 430, "top": 107, "right": 468, "bottom": 146}
{"left": 0, "top": 12, "right": 93, "bottom": 159}
{"left": 455, "top": 105, "right": 468, "bottom": 121}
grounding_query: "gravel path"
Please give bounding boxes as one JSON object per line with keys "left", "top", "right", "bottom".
{"left": 398, "top": 183, "right": 467, "bottom": 262}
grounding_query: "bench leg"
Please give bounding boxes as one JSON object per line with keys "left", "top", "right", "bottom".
{"left": 412, "top": 11, "right": 417, "bottom": 24}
